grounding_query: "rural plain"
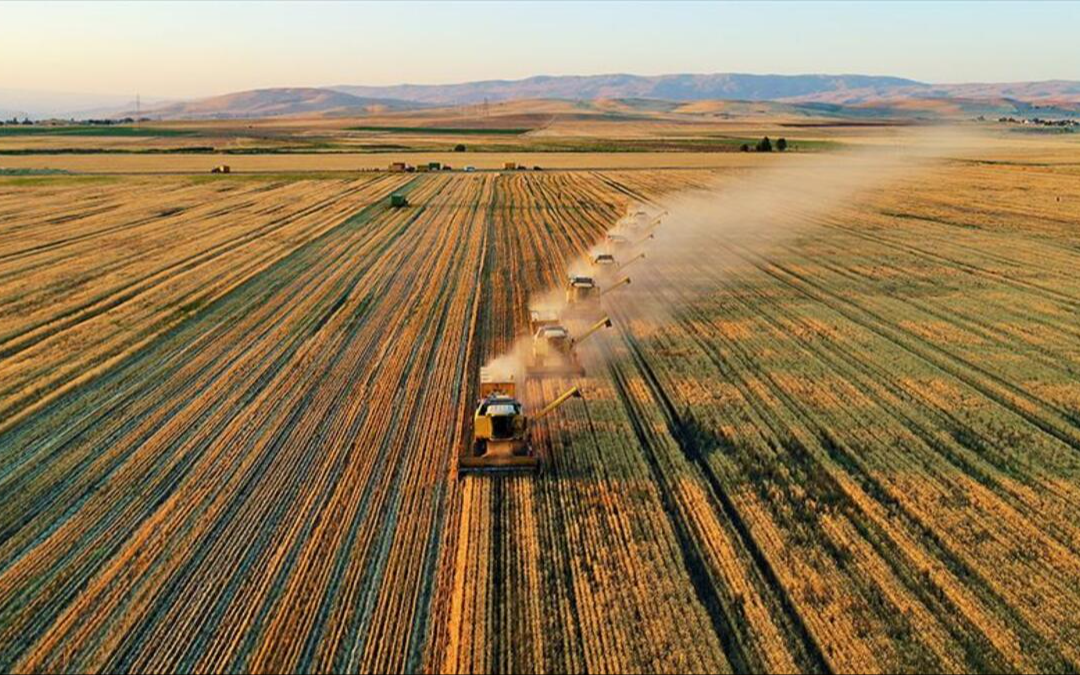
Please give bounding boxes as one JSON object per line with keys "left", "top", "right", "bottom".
{"left": 1, "top": 102, "right": 1080, "bottom": 674}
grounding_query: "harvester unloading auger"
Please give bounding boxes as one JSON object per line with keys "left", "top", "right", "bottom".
{"left": 526, "top": 315, "right": 613, "bottom": 377}
{"left": 460, "top": 368, "right": 582, "bottom": 474}
{"left": 600, "top": 276, "right": 631, "bottom": 296}
{"left": 617, "top": 252, "right": 646, "bottom": 272}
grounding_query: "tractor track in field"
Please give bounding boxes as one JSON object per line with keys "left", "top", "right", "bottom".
{"left": 668, "top": 287, "right": 1069, "bottom": 671}
{"left": 607, "top": 318, "right": 832, "bottom": 674}
{"left": 726, "top": 243, "right": 1080, "bottom": 450}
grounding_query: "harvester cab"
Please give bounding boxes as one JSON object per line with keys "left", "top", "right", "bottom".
{"left": 527, "top": 324, "right": 582, "bottom": 377}
{"left": 526, "top": 315, "right": 613, "bottom": 378}
{"left": 606, "top": 233, "right": 630, "bottom": 248}
{"left": 628, "top": 210, "right": 649, "bottom": 229}
{"left": 529, "top": 309, "right": 561, "bottom": 335}
{"left": 390, "top": 193, "right": 409, "bottom": 208}
{"left": 461, "top": 368, "right": 582, "bottom": 474}
{"left": 628, "top": 209, "right": 666, "bottom": 230}
{"left": 564, "top": 275, "right": 602, "bottom": 317}
{"left": 592, "top": 253, "right": 617, "bottom": 267}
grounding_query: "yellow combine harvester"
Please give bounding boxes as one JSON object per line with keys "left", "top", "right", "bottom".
{"left": 529, "top": 308, "right": 560, "bottom": 334}
{"left": 565, "top": 275, "right": 600, "bottom": 308}
{"left": 526, "top": 315, "right": 612, "bottom": 377}
{"left": 606, "top": 231, "right": 654, "bottom": 250}
{"left": 460, "top": 369, "right": 581, "bottom": 474}
{"left": 592, "top": 252, "right": 617, "bottom": 268}
{"left": 565, "top": 275, "right": 631, "bottom": 314}
{"left": 626, "top": 209, "right": 666, "bottom": 230}
{"left": 563, "top": 275, "right": 602, "bottom": 318}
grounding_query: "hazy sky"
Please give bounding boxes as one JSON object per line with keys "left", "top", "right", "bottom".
{"left": 3, "top": 1, "right": 1078, "bottom": 98}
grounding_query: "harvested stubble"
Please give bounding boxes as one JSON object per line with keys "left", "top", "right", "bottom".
{"left": 1, "top": 161, "right": 1080, "bottom": 674}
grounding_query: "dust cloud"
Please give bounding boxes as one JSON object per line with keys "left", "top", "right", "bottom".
{"left": 603, "top": 126, "right": 987, "bottom": 326}
{"left": 484, "top": 125, "right": 986, "bottom": 395}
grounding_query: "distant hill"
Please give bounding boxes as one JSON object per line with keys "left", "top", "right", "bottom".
{"left": 137, "top": 87, "right": 423, "bottom": 120}
{"left": 326, "top": 73, "right": 1079, "bottom": 119}
{"left": 331, "top": 73, "right": 926, "bottom": 105}
{"left": 783, "top": 80, "right": 1080, "bottom": 110}
{"left": 27, "top": 74, "right": 1077, "bottom": 122}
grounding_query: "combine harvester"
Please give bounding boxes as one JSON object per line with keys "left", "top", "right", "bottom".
{"left": 632, "top": 210, "right": 667, "bottom": 231}
{"left": 591, "top": 251, "right": 646, "bottom": 278}
{"left": 592, "top": 252, "right": 617, "bottom": 269}
{"left": 606, "top": 231, "right": 654, "bottom": 250}
{"left": 526, "top": 315, "right": 612, "bottom": 377}
{"left": 460, "top": 369, "right": 581, "bottom": 474}
{"left": 458, "top": 203, "right": 657, "bottom": 476}
{"left": 563, "top": 274, "right": 631, "bottom": 318}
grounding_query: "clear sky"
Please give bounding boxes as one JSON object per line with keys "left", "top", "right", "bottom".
{"left": 2, "top": 1, "right": 1078, "bottom": 98}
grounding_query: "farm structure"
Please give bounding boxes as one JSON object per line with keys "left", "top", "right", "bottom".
{"left": 1, "top": 164, "right": 1080, "bottom": 673}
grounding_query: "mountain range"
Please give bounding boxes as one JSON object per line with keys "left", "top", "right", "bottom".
{"left": 9, "top": 73, "right": 1080, "bottom": 120}
{"left": 139, "top": 87, "right": 417, "bottom": 120}
{"left": 331, "top": 73, "right": 928, "bottom": 105}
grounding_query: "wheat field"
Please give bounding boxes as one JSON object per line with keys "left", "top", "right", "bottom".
{"left": 2, "top": 136, "right": 1080, "bottom": 672}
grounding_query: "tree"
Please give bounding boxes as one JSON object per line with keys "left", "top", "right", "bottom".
{"left": 776, "top": 138, "right": 788, "bottom": 152}
{"left": 454, "top": 143, "right": 466, "bottom": 152}
{"left": 756, "top": 136, "right": 772, "bottom": 152}
{"left": 740, "top": 143, "right": 750, "bottom": 152}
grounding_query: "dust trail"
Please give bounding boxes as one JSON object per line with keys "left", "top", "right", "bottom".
{"left": 487, "top": 126, "right": 986, "bottom": 393}
{"left": 599, "top": 126, "right": 987, "bottom": 333}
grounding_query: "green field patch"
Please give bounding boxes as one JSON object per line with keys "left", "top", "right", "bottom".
{"left": 0, "top": 167, "right": 70, "bottom": 176}
{"left": 0, "top": 125, "right": 193, "bottom": 137}
{"left": 0, "top": 174, "right": 120, "bottom": 186}
{"left": 0, "top": 146, "right": 216, "bottom": 155}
